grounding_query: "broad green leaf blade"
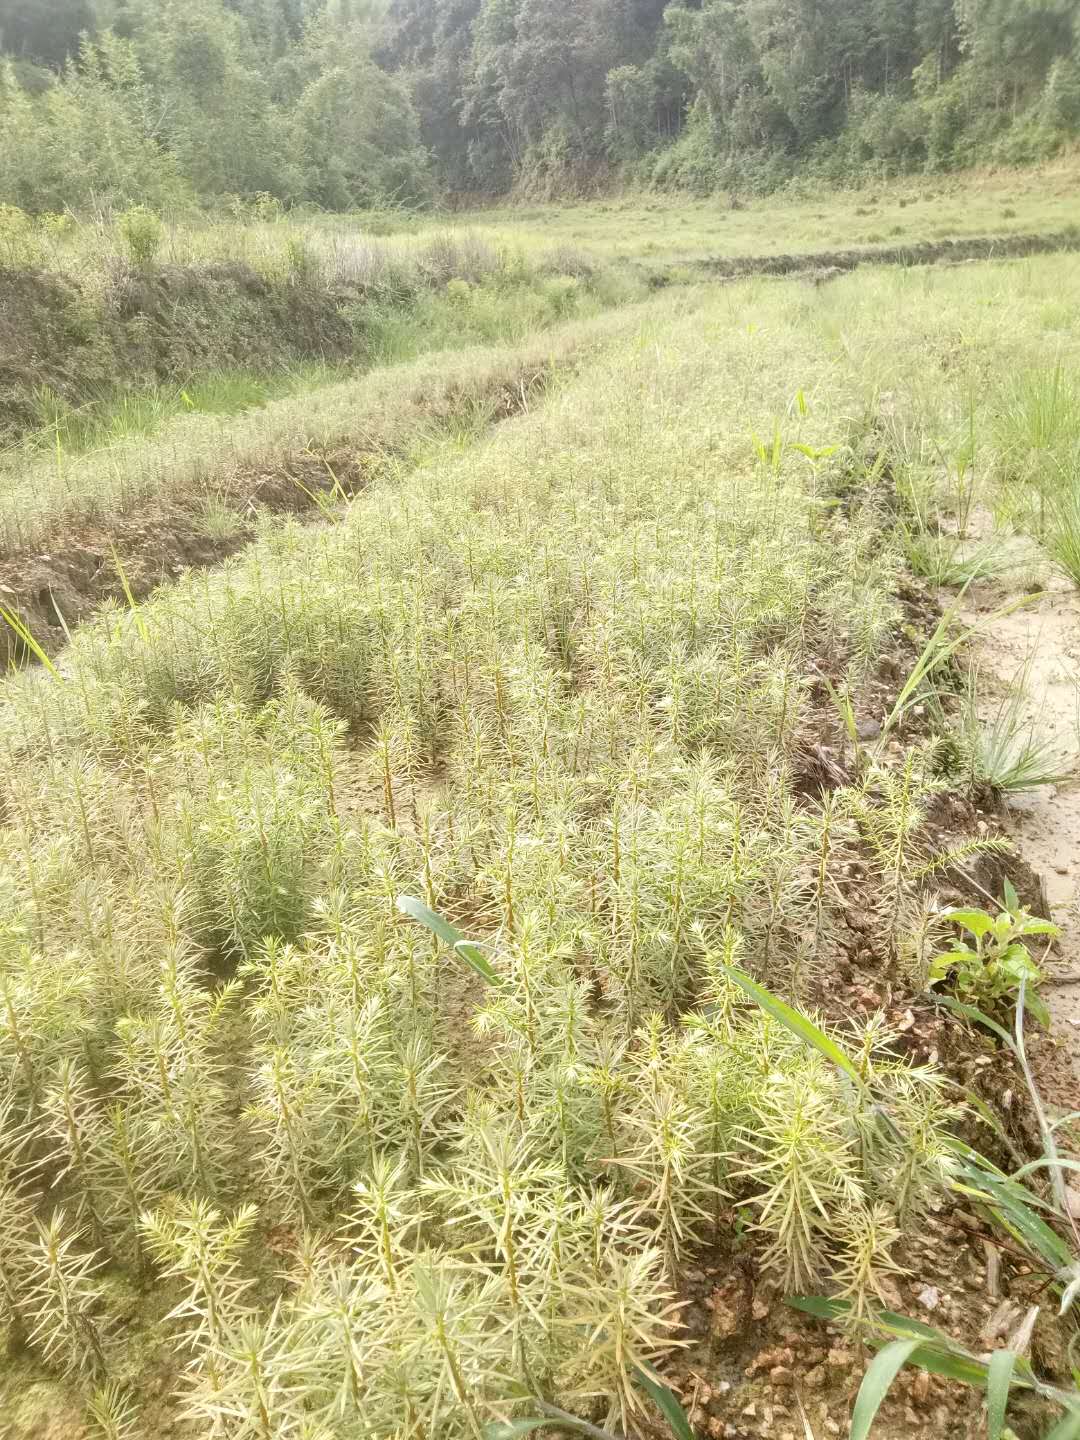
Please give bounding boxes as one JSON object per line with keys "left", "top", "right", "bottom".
{"left": 942, "top": 909, "right": 995, "bottom": 939}
{"left": 483, "top": 1424, "right": 552, "bottom": 1439}
{"left": 851, "top": 1340, "right": 922, "bottom": 1440}
{"left": 634, "top": 1365, "right": 696, "bottom": 1440}
{"left": 725, "top": 969, "right": 863, "bottom": 1088}
{"left": 1043, "top": 1410, "right": 1080, "bottom": 1440}
{"left": 787, "top": 1297, "right": 944, "bottom": 1343}
{"left": 110, "top": 542, "right": 149, "bottom": 642}
{"left": 0, "top": 603, "right": 63, "bottom": 680}
{"left": 986, "top": 1350, "right": 1016, "bottom": 1440}
{"left": 959, "top": 1162, "right": 1073, "bottom": 1269}
{"left": 788, "top": 1300, "right": 1014, "bottom": 1393}
{"left": 396, "top": 895, "right": 501, "bottom": 985}
{"left": 787, "top": 1295, "right": 846, "bottom": 1322}
{"left": 1012, "top": 1157, "right": 1080, "bottom": 1181}
{"left": 903, "top": 1345, "right": 992, "bottom": 1388}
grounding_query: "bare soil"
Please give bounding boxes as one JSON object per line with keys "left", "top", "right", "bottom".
{"left": 960, "top": 570, "right": 1080, "bottom": 1108}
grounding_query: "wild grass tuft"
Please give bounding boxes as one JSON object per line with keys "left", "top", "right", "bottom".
{"left": 947, "top": 663, "right": 1076, "bottom": 795}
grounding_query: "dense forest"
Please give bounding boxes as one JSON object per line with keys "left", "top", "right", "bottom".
{"left": 0, "top": 0, "right": 1078, "bottom": 209}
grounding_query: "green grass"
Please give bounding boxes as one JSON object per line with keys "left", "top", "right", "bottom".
{"left": 12, "top": 364, "right": 348, "bottom": 464}
{"left": 0, "top": 302, "right": 654, "bottom": 562}
{"left": 11, "top": 152, "right": 1080, "bottom": 284}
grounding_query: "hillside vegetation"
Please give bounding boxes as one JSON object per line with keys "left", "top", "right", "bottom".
{"left": 0, "top": 0, "right": 1078, "bottom": 208}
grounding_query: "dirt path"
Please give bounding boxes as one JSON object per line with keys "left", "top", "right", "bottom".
{"left": 961, "top": 572, "right": 1080, "bottom": 1102}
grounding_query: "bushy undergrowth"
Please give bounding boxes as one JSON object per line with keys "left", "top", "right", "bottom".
{"left": 0, "top": 214, "right": 636, "bottom": 451}
{"left": 0, "top": 289, "right": 978, "bottom": 1433}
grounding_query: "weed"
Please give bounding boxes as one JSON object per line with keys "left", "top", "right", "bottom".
{"left": 946, "top": 662, "right": 1076, "bottom": 796}
{"left": 117, "top": 207, "right": 163, "bottom": 269}
{"left": 928, "top": 880, "right": 1057, "bottom": 1025}
{"left": 1047, "top": 476, "right": 1080, "bottom": 587}
{"left": 900, "top": 528, "right": 1013, "bottom": 587}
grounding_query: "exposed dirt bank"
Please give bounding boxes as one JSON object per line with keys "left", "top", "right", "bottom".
{"left": 960, "top": 571, "right": 1080, "bottom": 1106}
{"left": 698, "top": 228, "right": 1080, "bottom": 282}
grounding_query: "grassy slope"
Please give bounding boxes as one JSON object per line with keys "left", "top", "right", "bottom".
{"left": 385, "top": 153, "right": 1080, "bottom": 264}
{"left": 13, "top": 153, "right": 1080, "bottom": 280}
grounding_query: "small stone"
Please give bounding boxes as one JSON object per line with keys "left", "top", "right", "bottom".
{"left": 741, "top": 1402, "right": 757, "bottom": 1419}
{"left": 709, "top": 1276, "right": 749, "bottom": 1341}
{"left": 769, "top": 1366, "right": 793, "bottom": 1385}
{"left": 878, "top": 1276, "right": 904, "bottom": 1308}
{"left": 752, "top": 1297, "right": 770, "bottom": 1321}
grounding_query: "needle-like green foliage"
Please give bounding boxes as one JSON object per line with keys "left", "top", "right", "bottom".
{"left": 0, "top": 280, "right": 991, "bottom": 1433}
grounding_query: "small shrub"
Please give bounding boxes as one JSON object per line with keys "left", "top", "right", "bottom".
{"left": 0, "top": 204, "right": 39, "bottom": 267}
{"left": 117, "top": 206, "right": 164, "bottom": 269}
{"left": 541, "top": 275, "right": 580, "bottom": 321}
{"left": 929, "top": 881, "right": 1056, "bottom": 1024}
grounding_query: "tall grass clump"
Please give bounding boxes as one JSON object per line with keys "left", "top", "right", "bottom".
{"left": 945, "top": 662, "right": 1076, "bottom": 796}
{"left": 1046, "top": 475, "right": 1080, "bottom": 586}
{"left": 994, "top": 364, "right": 1080, "bottom": 533}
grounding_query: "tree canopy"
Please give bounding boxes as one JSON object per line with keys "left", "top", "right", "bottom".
{"left": 0, "top": 0, "right": 1077, "bottom": 210}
